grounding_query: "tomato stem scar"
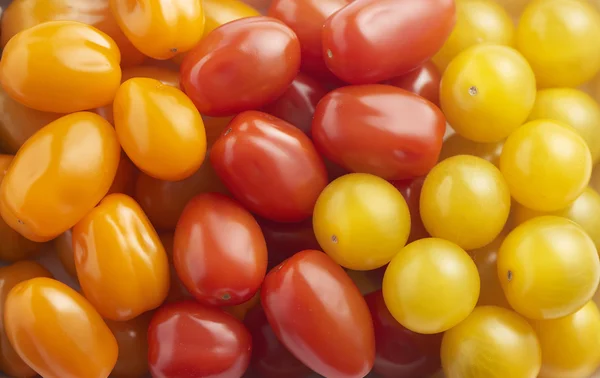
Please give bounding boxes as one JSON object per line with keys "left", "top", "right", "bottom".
{"left": 507, "top": 270, "right": 513, "bottom": 281}
{"left": 468, "top": 86, "right": 478, "bottom": 96}
{"left": 331, "top": 235, "right": 338, "bottom": 243}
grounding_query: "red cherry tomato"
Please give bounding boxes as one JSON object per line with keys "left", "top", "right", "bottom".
{"left": 257, "top": 218, "right": 320, "bottom": 269}
{"left": 148, "top": 301, "right": 252, "bottom": 378}
{"left": 387, "top": 61, "right": 442, "bottom": 106}
{"left": 365, "top": 290, "right": 442, "bottom": 378}
{"left": 262, "top": 72, "right": 328, "bottom": 136}
{"left": 392, "top": 177, "right": 430, "bottom": 243}
{"left": 261, "top": 249, "right": 376, "bottom": 378}
{"left": 174, "top": 193, "right": 268, "bottom": 306}
{"left": 210, "top": 111, "right": 328, "bottom": 222}
{"left": 312, "top": 85, "right": 446, "bottom": 180}
{"left": 322, "top": 0, "right": 455, "bottom": 84}
{"left": 180, "top": 16, "right": 301, "bottom": 117}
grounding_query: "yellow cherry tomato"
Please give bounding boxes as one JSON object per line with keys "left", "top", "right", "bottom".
{"left": 313, "top": 173, "right": 411, "bottom": 271}
{"left": 516, "top": 0, "right": 600, "bottom": 88}
{"left": 383, "top": 238, "right": 480, "bottom": 334}
{"left": 528, "top": 88, "right": 600, "bottom": 164}
{"left": 530, "top": 301, "right": 600, "bottom": 378}
{"left": 500, "top": 119, "right": 592, "bottom": 212}
{"left": 469, "top": 234, "right": 511, "bottom": 308}
{"left": 113, "top": 78, "right": 207, "bottom": 181}
{"left": 440, "top": 44, "right": 536, "bottom": 143}
{"left": 110, "top": 0, "right": 205, "bottom": 60}
{"left": 441, "top": 306, "right": 541, "bottom": 378}
{"left": 438, "top": 131, "right": 504, "bottom": 166}
{"left": 420, "top": 155, "right": 511, "bottom": 250}
{"left": 0, "top": 20, "right": 121, "bottom": 113}
{"left": 0, "top": 112, "right": 121, "bottom": 242}
{"left": 498, "top": 216, "right": 600, "bottom": 320}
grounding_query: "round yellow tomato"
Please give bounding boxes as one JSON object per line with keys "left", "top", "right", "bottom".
{"left": 469, "top": 234, "right": 511, "bottom": 308}
{"left": 382, "top": 238, "right": 480, "bottom": 334}
{"left": 438, "top": 132, "right": 504, "bottom": 167}
{"left": 313, "top": 173, "right": 411, "bottom": 271}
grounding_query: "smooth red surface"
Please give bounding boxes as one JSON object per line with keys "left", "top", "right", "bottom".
{"left": 173, "top": 193, "right": 267, "bottom": 306}
{"left": 180, "top": 16, "right": 301, "bottom": 117}
{"left": 322, "top": 0, "right": 455, "bottom": 84}
{"left": 148, "top": 301, "right": 252, "bottom": 378}
{"left": 392, "top": 177, "right": 430, "bottom": 243}
{"left": 312, "top": 84, "right": 446, "bottom": 180}
{"left": 387, "top": 61, "right": 441, "bottom": 106}
{"left": 365, "top": 290, "right": 443, "bottom": 378}
{"left": 261, "top": 250, "right": 376, "bottom": 378}
{"left": 257, "top": 218, "right": 320, "bottom": 269}
{"left": 210, "top": 111, "right": 328, "bottom": 222}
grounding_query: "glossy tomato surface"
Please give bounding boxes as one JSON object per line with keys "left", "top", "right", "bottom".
{"left": 210, "top": 111, "right": 328, "bottom": 222}
{"left": 322, "top": 0, "right": 455, "bottom": 84}
{"left": 387, "top": 61, "right": 441, "bottom": 106}
{"left": 312, "top": 85, "right": 446, "bottom": 180}
{"left": 261, "top": 249, "right": 375, "bottom": 378}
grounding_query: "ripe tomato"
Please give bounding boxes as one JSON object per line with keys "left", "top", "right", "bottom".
{"left": 72, "top": 193, "right": 170, "bottom": 321}
{"left": 110, "top": 0, "right": 205, "bottom": 60}
{"left": 0, "top": 21, "right": 121, "bottom": 113}
{"left": 54, "top": 230, "right": 77, "bottom": 279}
{"left": 262, "top": 250, "right": 375, "bottom": 378}
{"left": 312, "top": 85, "right": 446, "bottom": 180}
{"left": 0, "top": 112, "right": 120, "bottom": 242}
{"left": 210, "top": 111, "right": 328, "bottom": 222}
{"left": 105, "top": 313, "right": 152, "bottom": 378}
{"left": 148, "top": 301, "right": 252, "bottom": 378}
{"left": 365, "top": 290, "right": 442, "bottom": 378}
{"left": 180, "top": 17, "right": 301, "bottom": 117}
{"left": 258, "top": 218, "right": 320, "bottom": 269}
{"left": 322, "top": 0, "right": 455, "bottom": 84}
{"left": 392, "top": 177, "right": 430, "bottom": 243}
{"left": 468, "top": 234, "right": 511, "bottom": 309}
{"left": 386, "top": 61, "right": 441, "bottom": 106}
{"left": 174, "top": 193, "right": 268, "bottom": 306}
{"left": 438, "top": 132, "right": 504, "bottom": 167}
{"left": 4, "top": 277, "right": 118, "bottom": 378}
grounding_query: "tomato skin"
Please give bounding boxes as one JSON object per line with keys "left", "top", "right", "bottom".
{"left": 72, "top": 193, "right": 170, "bottom": 321}
{"left": 258, "top": 218, "right": 320, "bottom": 269}
{"left": 148, "top": 301, "right": 252, "bottom": 378}
{"left": 210, "top": 111, "right": 328, "bottom": 223}
{"left": 322, "top": 0, "right": 455, "bottom": 84}
{"left": 312, "top": 85, "right": 446, "bottom": 180}
{"left": 387, "top": 62, "right": 442, "bottom": 106}
{"left": 174, "top": 193, "right": 268, "bottom": 306}
{"left": 180, "top": 16, "right": 301, "bottom": 117}
{"left": 261, "top": 250, "right": 375, "bottom": 378}
{"left": 0, "top": 112, "right": 120, "bottom": 242}
{"left": 105, "top": 313, "right": 152, "bottom": 378}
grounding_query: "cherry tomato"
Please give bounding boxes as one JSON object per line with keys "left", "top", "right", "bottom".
{"left": 498, "top": 216, "right": 600, "bottom": 320}
{"left": 438, "top": 132, "right": 504, "bottom": 167}
{"left": 322, "top": 0, "right": 456, "bottom": 84}
{"left": 468, "top": 234, "right": 511, "bottom": 308}
{"left": 440, "top": 44, "right": 536, "bottom": 143}
{"left": 262, "top": 250, "right": 375, "bottom": 378}
{"left": 500, "top": 119, "right": 592, "bottom": 212}
{"left": 386, "top": 61, "right": 441, "bottom": 106}
{"left": 0, "top": 21, "right": 121, "bottom": 113}
{"left": 148, "top": 301, "right": 252, "bottom": 378}
{"left": 4, "top": 277, "right": 118, "bottom": 378}
{"left": 54, "top": 230, "right": 77, "bottom": 278}
{"left": 392, "top": 177, "right": 430, "bottom": 243}
{"left": 158, "top": 233, "right": 193, "bottom": 303}
{"left": 210, "top": 111, "right": 328, "bottom": 222}
{"left": 0, "top": 112, "right": 120, "bottom": 242}
{"left": 105, "top": 313, "right": 152, "bottom": 378}
{"left": 441, "top": 306, "right": 541, "bottom": 378}
{"left": 1, "top": 0, "right": 144, "bottom": 67}
{"left": 313, "top": 173, "right": 411, "bottom": 271}
{"left": 516, "top": 0, "right": 600, "bottom": 88}
{"left": 72, "top": 193, "right": 170, "bottom": 321}
{"left": 180, "top": 17, "right": 301, "bottom": 117}
{"left": 0, "top": 261, "right": 52, "bottom": 378}
{"left": 312, "top": 85, "right": 446, "bottom": 180}
{"left": 110, "top": 0, "right": 205, "bottom": 60}
{"left": 258, "top": 218, "right": 320, "bottom": 269}
{"left": 383, "top": 238, "right": 480, "bottom": 334}
{"left": 174, "top": 193, "right": 267, "bottom": 306}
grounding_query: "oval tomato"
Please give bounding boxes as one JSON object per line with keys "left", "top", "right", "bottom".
{"left": 210, "top": 111, "right": 328, "bottom": 222}
{"left": 261, "top": 249, "right": 375, "bottom": 378}
{"left": 387, "top": 61, "right": 442, "bottom": 106}
{"left": 322, "top": 0, "right": 455, "bottom": 84}
{"left": 181, "top": 16, "right": 301, "bottom": 116}
{"left": 312, "top": 85, "right": 446, "bottom": 180}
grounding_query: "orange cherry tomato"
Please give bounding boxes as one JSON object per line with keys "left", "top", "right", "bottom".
{"left": 0, "top": 112, "right": 121, "bottom": 242}
{"left": 0, "top": 21, "right": 122, "bottom": 113}
{"left": 110, "top": 0, "right": 205, "bottom": 60}
{"left": 106, "top": 154, "right": 137, "bottom": 197}
{"left": 158, "top": 233, "right": 193, "bottom": 303}
{"left": 4, "top": 277, "right": 118, "bottom": 378}
{"left": 0, "top": 0, "right": 144, "bottom": 67}
{"left": 105, "top": 313, "right": 152, "bottom": 378}
{"left": 113, "top": 77, "right": 207, "bottom": 181}
{"left": 72, "top": 193, "right": 170, "bottom": 321}
{"left": 0, "top": 261, "right": 52, "bottom": 378}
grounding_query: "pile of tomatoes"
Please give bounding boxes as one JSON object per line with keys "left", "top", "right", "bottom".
{"left": 1, "top": 0, "right": 600, "bottom": 377}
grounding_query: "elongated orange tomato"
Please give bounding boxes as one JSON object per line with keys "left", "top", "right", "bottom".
{"left": 110, "top": 0, "right": 205, "bottom": 60}
{"left": 4, "top": 277, "right": 118, "bottom": 378}
{"left": 0, "top": 112, "right": 120, "bottom": 242}
{"left": 73, "top": 193, "right": 170, "bottom": 321}
{"left": 114, "top": 77, "right": 207, "bottom": 181}
{"left": 0, "top": 21, "right": 121, "bottom": 113}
